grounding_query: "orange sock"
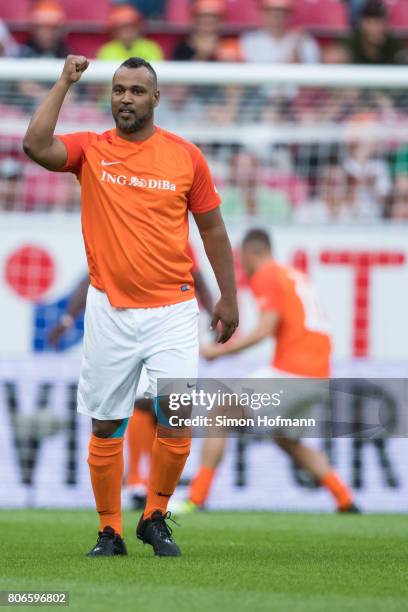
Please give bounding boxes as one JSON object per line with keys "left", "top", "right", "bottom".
{"left": 88, "top": 434, "right": 124, "bottom": 536}
{"left": 144, "top": 434, "right": 191, "bottom": 518}
{"left": 321, "top": 470, "right": 353, "bottom": 510}
{"left": 126, "top": 409, "right": 156, "bottom": 487}
{"left": 189, "top": 466, "right": 216, "bottom": 507}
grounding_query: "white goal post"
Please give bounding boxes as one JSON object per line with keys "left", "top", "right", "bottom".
{"left": 0, "top": 58, "right": 407, "bottom": 86}
{"left": 0, "top": 60, "right": 407, "bottom": 142}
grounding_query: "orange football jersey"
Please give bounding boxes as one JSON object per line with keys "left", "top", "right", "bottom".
{"left": 249, "top": 259, "right": 331, "bottom": 377}
{"left": 57, "top": 127, "right": 220, "bottom": 308}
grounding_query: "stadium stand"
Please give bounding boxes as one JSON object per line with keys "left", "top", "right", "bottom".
{"left": 4, "top": 0, "right": 408, "bottom": 61}
{"left": 0, "top": 0, "right": 407, "bottom": 220}
{"left": 293, "top": 0, "right": 347, "bottom": 31}
{"left": 166, "top": 0, "right": 347, "bottom": 30}
{"left": 59, "top": 0, "right": 110, "bottom": 24}
{"left": 2, "top": 0, "right": 109, "bottom": 26}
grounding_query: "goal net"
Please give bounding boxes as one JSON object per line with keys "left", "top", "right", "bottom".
{"left": 1, "top": 60, "right": 408, "bottom": 221}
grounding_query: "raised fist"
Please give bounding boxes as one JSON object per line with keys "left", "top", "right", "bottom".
{"left": 60, "top": 55, "right": 89, "bottom": 86}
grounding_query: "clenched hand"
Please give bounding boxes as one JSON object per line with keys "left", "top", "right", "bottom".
{"left": 59, "top": 55, "right": 89, "bottom": 86}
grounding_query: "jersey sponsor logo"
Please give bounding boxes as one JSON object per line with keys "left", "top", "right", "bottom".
{"left": 100, "top": 170, "right": 176, "bottom": 191}
{"left": 101, "top": 160, "right": 121, "bottom": 166}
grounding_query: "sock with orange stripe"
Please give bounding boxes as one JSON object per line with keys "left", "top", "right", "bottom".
{"left": 189, "top": 466, "right": 216, "bottom": 507}
{"left": 321, "top": 470, "right": 353, "bottom": 510}
{"left": 88, "top": 433, "right": 125, "bottom": 536}
{"left": 126, "top": 409, "right": 156, "bottom": 488}
{"left": 144, "top": 434, "right": 191, "bottom": 518}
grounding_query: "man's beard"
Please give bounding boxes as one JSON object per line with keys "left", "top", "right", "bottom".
{"left": 114, "top": 107, "right": 154, "bottom": 134}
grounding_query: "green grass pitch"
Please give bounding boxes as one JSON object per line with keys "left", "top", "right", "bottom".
{"left": 0, "top": 510, "right": 406, "bottom": 612}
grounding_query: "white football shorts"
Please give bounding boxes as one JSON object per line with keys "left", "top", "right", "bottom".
{"left": 250, "top": 366, "right": 300, "bottom": 379}
{"left": 249, "top": 366, "right": 321, "bottom": 439}
{"left": 77, "top": 285, "right": 199, "bottom": 420}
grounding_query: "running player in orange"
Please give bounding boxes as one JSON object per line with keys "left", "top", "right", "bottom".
{"left": 23, "top": 55, "right": 238, "bottom": 557}
{"left": 180, "top": 228, "right": 359, "bottom": 514}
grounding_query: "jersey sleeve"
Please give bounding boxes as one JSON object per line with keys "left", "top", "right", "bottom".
{"left": 250, "top": 269, "right": 283, "bottom": 313}
{"left": 55, "top": 132, "right": 93, "bottom": 174}
{"left": 187, "top": 146, "right": 221, "bottom": 214}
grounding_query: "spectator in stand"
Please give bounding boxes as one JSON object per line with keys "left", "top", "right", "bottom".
{"left": 390, "top": 175, "right": 408, "bottom": 220}
{"left": 0, "top": 158, "right": 24, "bottom": 211}
{"left": 239, "top": 0, "right": 320, "bottom": 64}
{"left": 0, "top": 20, "right": 19, "bottom": 57}
{"left": 19, "top": 1, "right": 70, "bottom": 58}
{"left": 18, "top": 2, "right": 73, "bottom": 110}
{"left": 156, "top": 85, "right": 205, "bottom": 127}
{"left": 96, "top": 4, "right": 163, "bottom": 62}
{"left": 120, "top": 0, "right": 166, "bottom": 20}
{"left": 220, "top": 150, "right": 291, "bottom": 221}
{"left": 343, "top": 0, "right": 366, "bottom": 29}
{"left": 321, "top": 42, "right": 350, "bottom": 66}
{"left": 173, "top": 0, "right": 241, "bottom": 62}
{"left": 392, "top": 144, "right": 408, "bottom": 177}
{"left": 344, "top": 0, "right": 406, "bottom": 64}
{"left": 294, "top": 157, "right": 354, "bottom": 223}
{"left": 343, "top": 113, "right": 392, "bottom": 220}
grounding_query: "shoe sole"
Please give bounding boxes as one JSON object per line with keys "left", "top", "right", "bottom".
{"left": 86, "top": 550, "right": 128, "bottom": 557}
{"left": 137, "top": 534, "right": 181, "bottom": 557}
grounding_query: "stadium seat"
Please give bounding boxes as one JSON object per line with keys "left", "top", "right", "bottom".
{"left": 68, "top": 32, "right": 107, "bottom": 58}
{"left": 292, "top": 0, "right": 348, "bottom": 31}
{"left": 387, "top": 0, "right": 408, "bottom": 31}
{"left": 1, "top": 0, "right": 30, "bottom": 23}
{"left": 165, "top": 0, "right": 190, "bottom": 25}
{"left": 2, "top": 0, "right": 110, "bottom": 25}
{"left": 165, "top": 0, "right": 260, "bottom": 26}
{"left": 225, "top": 0, "right": 260, "bottom": 27}
{"left": 59, "top": 0, "right": 110, "bottom": 24}
{"left": 166, "top": 0, "right": 347, "bottom": 29}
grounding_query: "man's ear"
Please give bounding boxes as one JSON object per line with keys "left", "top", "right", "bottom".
{"left": 153, "top": 89, "right": 160, "bottom": 107}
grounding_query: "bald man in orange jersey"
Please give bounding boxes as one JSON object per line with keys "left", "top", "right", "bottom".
{"left": 47, "top": 244, "right": 214, "bottom": 511}
{"left": 23, "top": 55, "right": 238, "bottom": 557}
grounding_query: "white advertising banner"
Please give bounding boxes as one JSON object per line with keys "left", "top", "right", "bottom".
{"left": 0, "top": 356, "right": 407, "bottom": 512}
{"left": 1, "top": 215, "right": 408, "bottom": 360}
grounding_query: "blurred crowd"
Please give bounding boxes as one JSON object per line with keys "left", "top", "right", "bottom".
{"left": 1, "top": 0, "right": 406, "bottom": 64}
{"left": 1, "top": 0, "right": 408, "bottom": 221}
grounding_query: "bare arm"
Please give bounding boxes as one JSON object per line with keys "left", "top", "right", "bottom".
{"left": 23, "top": 55, "right": 89, "bottom": 170}
{"left": 61, "top": 275, "right": 90, "bottom": 321}
{"left": 193, "top": 207, "right": 238, "bottom": 343}
{"left": 201, "top": 311, "right": 279, "bottom": 360}
{"left": 191, "top": 268, "right": 213, "bottom": 316}
{"left": 48, "top": 276, "right": 90, "bottom": 346}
